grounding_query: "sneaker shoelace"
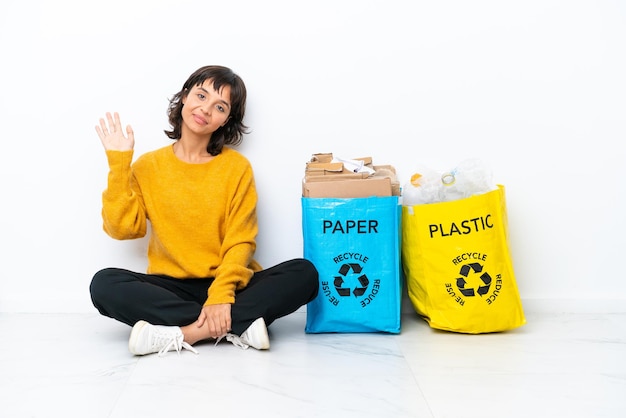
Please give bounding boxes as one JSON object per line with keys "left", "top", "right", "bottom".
{"left": 215, "top": 333, "right": 250, "bottom": 350}
{"left": 155, "top": 333, "right": 199, "bottom": 357}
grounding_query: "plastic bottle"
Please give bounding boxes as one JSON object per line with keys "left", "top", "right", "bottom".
{"left": 440, "top": 158, "right": 497, "bottom": 202}
{"left": 401, "top": 166, "right": 441, "bottom": 206}
{"left": 403, "top": 159, "right": 497, "bottom": 205}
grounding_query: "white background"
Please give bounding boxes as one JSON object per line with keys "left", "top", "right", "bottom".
{"left": 1, "top": 0, "right": 624, "bottom": 312}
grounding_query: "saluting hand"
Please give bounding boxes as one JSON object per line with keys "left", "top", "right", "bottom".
{"left": 95, "top": 112, "right": 135, "bottom": 151}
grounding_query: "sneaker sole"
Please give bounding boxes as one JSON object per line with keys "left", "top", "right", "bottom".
{"left": 249, "top": 318, "right": 270, "bottom": 350}
{"left": 128, "top": 320, "right": 149, "bottom": 355}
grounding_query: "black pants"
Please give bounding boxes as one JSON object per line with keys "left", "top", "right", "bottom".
{"left": 90, "top": 258, "right": 319, "bottom": 335}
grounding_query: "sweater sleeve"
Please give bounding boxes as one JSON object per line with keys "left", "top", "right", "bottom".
{"left": 101, "top": 150, "right": 148, "bottom": 240}
{"left": 204, "top": 162, "right": 259, "bottom": 305}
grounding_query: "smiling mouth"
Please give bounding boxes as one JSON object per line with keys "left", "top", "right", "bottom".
{"left": 193, "top": 114, "right": 208, "bottom": 125}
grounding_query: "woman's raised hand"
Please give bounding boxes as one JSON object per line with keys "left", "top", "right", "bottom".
{"left": 95, "top": 112, "right": 135, "bottom": 151}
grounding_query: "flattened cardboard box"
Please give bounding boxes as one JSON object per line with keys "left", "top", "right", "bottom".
{"left": 307, "top": 155, "right": 374, "bottom": 174}
{"left": 302, "top": 153, "right": 400, "bottom": 198}
{"left": 303, "top": 166, "right": 400, "bottom": 198}
{"left": 308, "top": 153, "right": 373, "bottom": 166}
{"left": 305, "top": 162, "right": 345, "bottom": 176}
{"left": 302, "top": 176, "right": 393, "bottom": 198}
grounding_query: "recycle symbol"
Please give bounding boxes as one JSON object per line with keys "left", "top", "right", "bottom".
{"left": 334, "top": 263, "right": 369, "bottom": 297}
{"left": 456, "top": 262, "right": 492, "bottom": 297}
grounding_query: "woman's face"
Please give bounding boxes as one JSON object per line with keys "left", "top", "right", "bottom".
{"left": 181, "top": 79, "right": 231, "bottom": 137}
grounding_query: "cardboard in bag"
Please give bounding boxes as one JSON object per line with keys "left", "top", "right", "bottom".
{"left": 301, "top": 152, "right": 403, "bottom": 333}
{"left": 302, "top": 153, "right": 400, "bottom": 198}
{"left": 302, "top": 177, "right": 393, "bottom": 198}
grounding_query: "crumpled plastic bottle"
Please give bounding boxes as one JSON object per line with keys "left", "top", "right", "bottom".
{"left": 439, "top": 158, "right": 497, "bottom": 202}
{"left": 402, "top": 158, "right": 497, "bottom": 206}
{"left": 401, "top": 165, "right": 441, "bottom": 205}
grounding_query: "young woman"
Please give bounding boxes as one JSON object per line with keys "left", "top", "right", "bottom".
{"left": 90, "top": 65, "right": 319, "bottom": 356}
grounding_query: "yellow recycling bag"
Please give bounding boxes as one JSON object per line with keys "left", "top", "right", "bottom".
{"left": 401, "top": 185, "right": 525, "bottom": 333}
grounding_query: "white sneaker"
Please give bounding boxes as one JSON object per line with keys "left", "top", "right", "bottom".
{"left": 129, "top": 320, "right": 199, "bottom": 357}
{"left": 218, "top": 318, "right": 270, "bottom": 350}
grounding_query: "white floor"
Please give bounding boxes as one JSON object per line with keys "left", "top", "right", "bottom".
{"left": 1, "top": 304, "right": 625, "bottom": 418}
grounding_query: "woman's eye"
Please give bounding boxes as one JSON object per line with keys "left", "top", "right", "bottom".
{"left": 217, "top": 105, "right": 225, "bottom": 112}
{"left": 197, "top": 93, "right": 206, "bottom": 100}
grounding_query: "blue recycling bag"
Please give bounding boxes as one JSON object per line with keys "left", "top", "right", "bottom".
{"left": 302, "top": 196, "right": 402, "bottom": 333}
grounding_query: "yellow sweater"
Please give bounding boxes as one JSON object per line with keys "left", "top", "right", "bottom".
{"left": 102, "top": 145, "right": 262, "bottom": 305}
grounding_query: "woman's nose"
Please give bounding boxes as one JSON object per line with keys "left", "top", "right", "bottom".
{"left": 200, "top": 102, "right": 211, "bottom": 115}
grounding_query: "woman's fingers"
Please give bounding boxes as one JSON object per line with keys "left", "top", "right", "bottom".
{"left": 95, "top": 112, "right": 134, "bottom": 151}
